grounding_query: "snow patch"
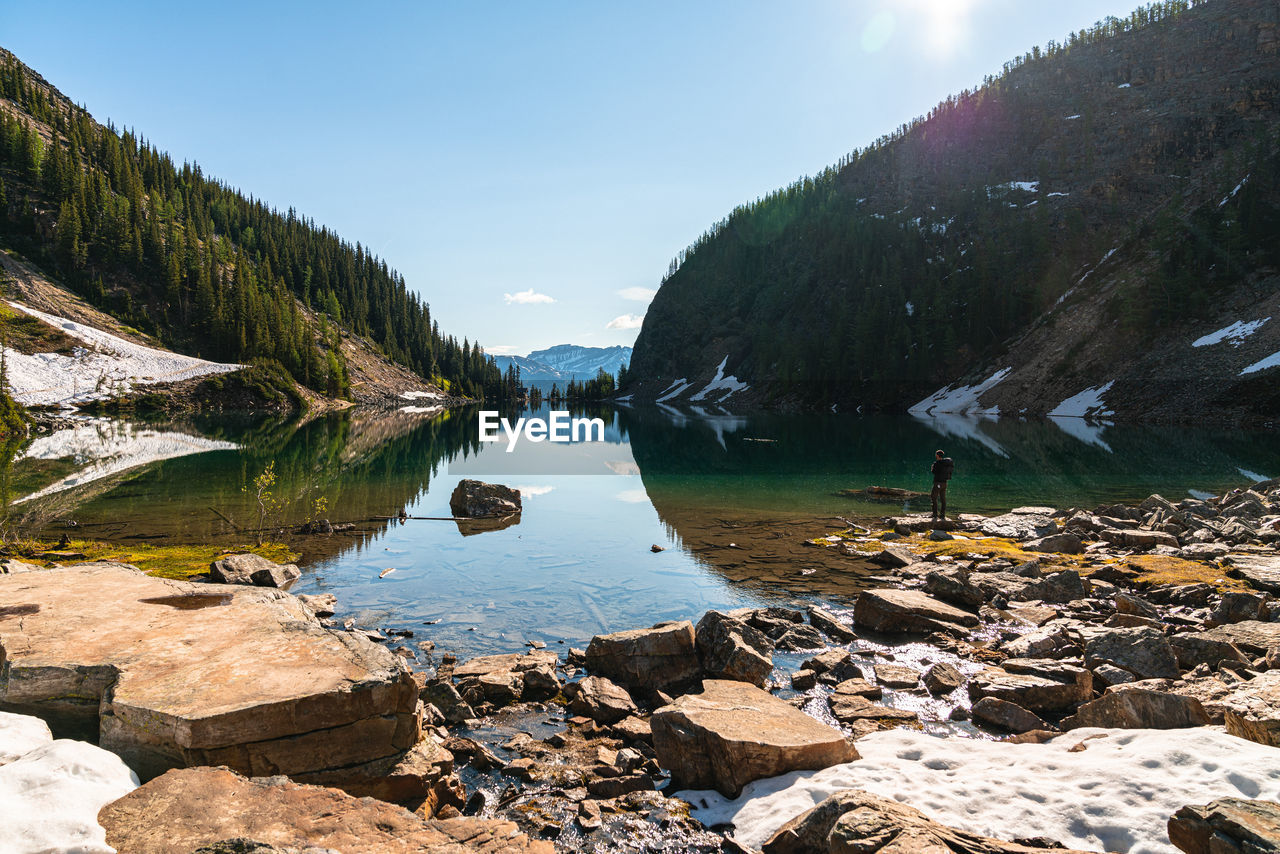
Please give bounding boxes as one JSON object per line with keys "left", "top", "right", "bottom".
{"left": 1219, "top": 175, "right": 1248, "bottom": 207}
{"left": 14, "top": 420, "right": 238, "bottom": 504}
{"left": 1064, "top": 114, "right": 1082, "bottom": 120}
{"left": 1192, "top": 318, "right": 1269, "bottom": 348}
{"left": 908, "top": 368, "right": 1009, "bottom": 416}
{"left": 400, "top": 390, "right": 442, "bottom": 400}
{"left": 656, "top": 378, "right": 691, "bottom": 403}
{"left": 0, "top": 712, "right": 139, "bottom": 854}
{"left": 1047, "top": 191, "right": 1070, "bottom": 198}
{"left": 905, "top": 301, "right": 914, "bottom": 316}
{"left": 1048, "top": 381, "right": 1115, "bottom": 419}
{"left": 1117, "top": 82, "right": 1131, "bottom": 88}
{"left": 3, "top": 301, "right": 243, "bottom": 408}
{"left": 681, "top": 727, "right": 1280, "bottom": 853}
{"left": 1077, "top": 247, "right": 1118, "bottom": 285}
{"left": 690, "top": 357, "right": 749, "bottom": 402}
{"left": 1240, "top": 349, "right": 1280, "bottom": 376}
{"left": 1239, "top": 468, "right": 1269, "bottom": 482}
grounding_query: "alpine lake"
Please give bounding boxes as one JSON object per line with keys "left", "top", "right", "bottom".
{"left": 5, "top": 403, "right": 1279, "bottom": 662}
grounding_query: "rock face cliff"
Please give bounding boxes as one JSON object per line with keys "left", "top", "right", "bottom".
{"left": 627, "top": 0, "right": 1280, "bottom": 423}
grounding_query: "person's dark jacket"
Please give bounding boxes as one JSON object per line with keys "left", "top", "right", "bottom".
{"left": 931, "top": 457, "right": 955, "bottom": 483}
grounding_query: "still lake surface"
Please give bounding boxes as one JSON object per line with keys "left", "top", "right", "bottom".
{"left": 6, "top": 403, "right": 1278, "bottom": 659}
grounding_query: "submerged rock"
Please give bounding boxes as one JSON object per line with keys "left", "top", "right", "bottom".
{"left": 0, "top": 563, "right": 420, "bottom": 785}
{"left": 651, "top": 680, "right": 856, "bottom": 797}
{"left": 853, "top": 588, "right": 978, "bottom": 635}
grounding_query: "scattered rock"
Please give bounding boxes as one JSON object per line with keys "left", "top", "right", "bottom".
{"left": 1062, "top": 690, "right": 1210, "bottom": 730}
{"left": 971, "top": 697, "right": 1049, "bottom": 734}
{"left": 762, "top": 789, "right": 1093, "bottom": 854}
{"left": 296, "top": 593, "right": 337, "bottom": 618}
{"left": 651, "top": 680, "right": 857, "bottom": 797}
{"left": 925, "top": 567, "right": 986, "bottom": 608}
{"left": 1200, "top": 621, "right": 1280, "bottom": 656}
{"left": 1014, "top": 569, "right": 1090, "bottom": 604}
{"left": 1219, "top": 671, "right": 1280, "bottom": 747}
{"left": 1208, "top": 591, "right": 1268, "bottom": 627}
{"left": 1225, "top": 554, "right": 1280, "bottom": 594}
{"left": 872, "top": 663, "right": 919, "bottom": 689}
{"left": 208, "top": 553, "right": 300, "bottom": 588}
{"left": 853, "top": 588, "right": 978, "bottom": 635}
{"left": 923, "top": 662, "right": 965, "bottom": 695}
{"left": 1079, "top": 625, "right": 1179, "bottom": 680}
{"left": 448, "top": 479, "right": 522, "bottom": 518}
{"left": 807, "top": 606, "right": 856, "bottom": 642}
{"left": 969, "top": 660, "right": 1092, "bottom": 713}
{"left": 772, "top": 623, "right": 828, "bottom": 651}
{"left": 585, "top": 621, "right": 700, "bottom": 693}
{"left": 568, "top": 676, "right": 638, "bottom": 725}
{"left": 1168, "top": 798, "right": 1280, "bottom": 854}
{"left": 1169, "top": 633, "right": 1250, "bottom": 670}
{"left": 1025, "top": 533, "right": 1084, "bottom": 554}
{"left": 980, "top": 513, "right": 1059, "bottom": 540}
{"left": 98, "top": 767, "right": 552, "bottom": 854}
{"left": 695, "top": 611, "right": 774, "bottom": 686}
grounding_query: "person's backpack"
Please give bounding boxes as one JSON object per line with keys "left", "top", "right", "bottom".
{"left": 936, "top": 458, "right": 955, "bottom": 481}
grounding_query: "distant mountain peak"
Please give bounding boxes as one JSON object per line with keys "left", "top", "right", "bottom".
{"left": 494, "top": 344, "right": 632, "bottom": 381}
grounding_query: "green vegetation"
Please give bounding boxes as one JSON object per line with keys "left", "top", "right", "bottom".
{"left": 0, "top": 50, "right": 504, "bottom": 400}
{"left": 4, "top": 538, "right": 298, "bottom": 580}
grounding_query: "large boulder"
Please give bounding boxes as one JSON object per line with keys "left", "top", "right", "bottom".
{"left": 448, "top": 479, "right": 522, "bottom": 518}
{"left": 651, "top": 680, "right": 856, "bottom": 797}
{"left": 968, "top": 660, "right": 1092, "bottom": 713}
{"left": 0, "top": 564, "right": 420, "bottom": 784}
{"left": 1219, "top": 671, "right": 1280, "bottom": 747}
{"left": 98, "top": 767, "right": 552, "bottom": 854}
{"left": 1168, "top": 798, "right": 1280, "bottom": 854}
{"left": 1207, "top": 591, "right": 1268, "bottom": 627}
{"left": 1025, "top": 533, "right": 1084, "bottom": 554}
{"left": 853, "top": 589, "right": 978, "bottom": 635}
{"left": 762, "top": 790, "right": 1095, "bottom": 854}
{"left": 695, "top": 610, "right": 774, "bottom": 687}
{"left": 980, "top": 513, "right": 1059, "bottom": 540}
{"left": 1014, "top": 569, "right": 1090, "bottom": 603}
{"left": 585, "top": 621, "right": 700, "bottom": 692}
{"left": 1169, "top": 633, "right": 1250, "bottom": 671}
{"left": 1061, "top": 690, "right": 1210, "bottom": 730}
{"left": 971, "top": 697, "right": 1049, "bottom": 733}
{"left": 1079, "top": 626, "right": 1179, "bottom": 680}
{"left": 208, "top": 553, "right": 300, "bottom": 588}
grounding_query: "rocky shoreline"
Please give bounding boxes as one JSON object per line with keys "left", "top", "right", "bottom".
{"left": 2, "top": 479, "right": 1279, "bottom": 852}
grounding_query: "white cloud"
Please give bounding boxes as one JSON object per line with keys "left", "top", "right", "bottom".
{"left": 607, "top": 313, "right": 645, "bottom": 330}
{"left": 617, "top": 287, "right": 657, "bottom": 302}
{"left": 513, "top": 485, "right": 553, "bottom": 496}
{"left": 504, "top": 289, "right": 555, "bottom": 305}
{"left": 615, "top": 487, "right": 648, "bottom": 501}
{"left": 483, "top": 344, "right": 520, "bottom": 356}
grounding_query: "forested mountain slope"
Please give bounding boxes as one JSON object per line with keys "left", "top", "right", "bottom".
{"left": 626, "top": 0, "right": 1280, "bottom": 423}
{"left": 0, "top": 48, "right": 502, "bottom": 403}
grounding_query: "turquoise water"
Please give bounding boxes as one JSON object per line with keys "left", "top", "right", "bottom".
{"left": 7, "top": 404, "right": 1278, "bottom": 658}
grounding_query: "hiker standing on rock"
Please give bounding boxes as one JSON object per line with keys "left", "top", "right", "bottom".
{"left": 931, "top": 450, "right": 954, "bottom": 521}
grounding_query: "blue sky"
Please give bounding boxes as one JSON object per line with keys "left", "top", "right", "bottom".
{"left": 3, "top": 1, "right": 1130, "bottom": 355}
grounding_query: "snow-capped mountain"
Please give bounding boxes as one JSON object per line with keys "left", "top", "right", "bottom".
{"left": 493, "top": 345, "right": 632, "bottom": 381}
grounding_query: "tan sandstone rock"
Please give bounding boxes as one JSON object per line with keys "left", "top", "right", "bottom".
{"left": 98, "top": 766, "right": 552, "bottom": 854}
{"left": 0, "top": 563, "right": 420, "bottom": 784}
{"left": 651, "top": 679, "right": 857, "bottom": 797}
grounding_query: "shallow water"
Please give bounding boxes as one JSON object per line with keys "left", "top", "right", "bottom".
{"left": 6, "top": 404, "right": 1278, "bottom": 659}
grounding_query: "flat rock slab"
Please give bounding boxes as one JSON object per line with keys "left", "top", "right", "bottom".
{"left": 1200, "top": 620, "right": 1280, "bottom": 656}
{"left": 99, "top": 766, "right": 551, "bottom": 854}
{"left": 854, "top": 588, "right": 978, "bottom": 635}
{"left": 652, "top": 680, "right": 857, "bottom": 797}
{"left": 1226, "top": 554, "right": 1280, "bottom": 594}
{"left": 585, "top": 620, "right": 700, "bottom": 692}
{"left": 0, "top": 564, "right": 418, "bottom": 781}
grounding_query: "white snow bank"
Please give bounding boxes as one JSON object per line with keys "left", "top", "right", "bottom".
{"left": 1048, "top": 380, "right": 1115, "bottom": 419}
{"left": 682, "top": 727, "right": 1280, "bottom": 853}
{"left": 1192, "top": 317, "right": 1269, "bottom": 348}
{"left": 1077, "top": 247, "right": 1118, "bottom": 285}
{"left": 3, "top": 301, "right": 242, "bottom": 407}
{"left": 908, "top": 368, "right": 1009, "bottom": 416}
{"left": 400, "top": 390, "right": 443, "bottom": 400}
{"left": 690, "top": 357, "right": 749, "bottom": 402}
{"left": 0, "top": 712, "right": 52, "bottom": 765}
{"left": 656, "top": 378, "right": 691, "bottom": 403}
{"left": 14, "top": 420, "right": 238, "bottom": 504}
{"left": 1220, "top": 176, "right": 1248, "bottom": 207}
{"left": 1240, "top": 349, "right": 1280, "bottom": 376}
{"left": 1064, "top": 114, "right": 1082, "bottom": 120}
{"left": 1048, "top": 191, "right": 1070, "bottom": 198}
{"left": 1118, "top": 82, "right": 1131, "bottom": 88}
{"left": 0, "top": 712, "right": 139, "bottom": 854}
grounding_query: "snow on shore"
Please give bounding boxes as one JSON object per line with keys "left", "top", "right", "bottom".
{"left": 3, "top": 301, "right": 242, "bottom": 407}
{"left": 0, "top": 711, "right": 138, "bottom": 854}
{"left": 682, "top": 727, "right": 1280, "bottom": 853}
{"left": 14, "top": 419, "right": 238, "bottom": 504}
{"left": 1240, "top": 349, "right": 1280, "bottom": 376}
{"left": 908, "top": 368, "right": 1009, "bottom": 416}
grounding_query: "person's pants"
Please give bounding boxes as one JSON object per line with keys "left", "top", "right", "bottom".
{"left": 931, "top": 481, "right": 947, "bottom": 519}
